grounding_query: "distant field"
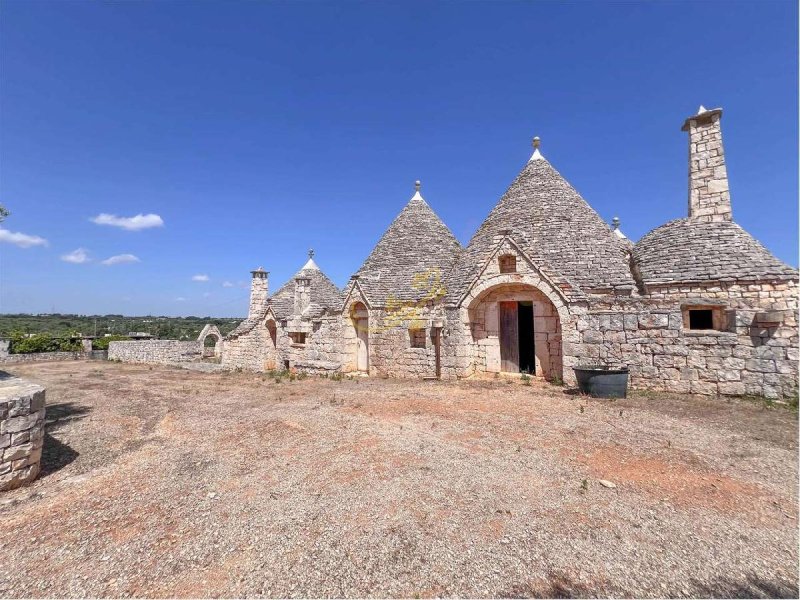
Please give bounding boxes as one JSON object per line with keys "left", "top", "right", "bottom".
{"left": 0, "top": 314, "right": 242, "bottom": 339}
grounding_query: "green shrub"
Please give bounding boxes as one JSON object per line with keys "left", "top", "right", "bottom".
{"left": 9, "top": 331, "right": 82, "bottom": 354}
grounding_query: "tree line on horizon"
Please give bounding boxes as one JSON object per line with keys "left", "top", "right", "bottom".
{"left": 0, "top": 313, "right": 241, "bottom": 340}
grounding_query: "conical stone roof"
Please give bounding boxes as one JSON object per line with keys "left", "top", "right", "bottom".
{"left": 633, "top": 218, "right": 797, "bottom": 286}
{"left": 446, "top": 151, "right": 636, "bottom": 303}
{"left": 353, "top": 185, "right": 462, "bottom": 306}
{"left": 269, "top": 257, "right": 344, "bottom": 319}
{"left": 226, "top": 256, "right": 343, "bottom": 340}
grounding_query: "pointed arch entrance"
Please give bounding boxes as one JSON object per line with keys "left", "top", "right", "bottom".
{"left": 466, "top": 281, "right": 564, "bottom": 380}
{"left": 350, "top": 302, "right": 369, "bottom": 373}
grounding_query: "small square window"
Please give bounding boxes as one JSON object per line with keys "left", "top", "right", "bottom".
{"left": 289, "top": 332, "right": 306, "bottom": 345}
{"left": 409, "top": 328, "right": 426, "bottom": 348}
{"left": 499, "top": 255, "right": 517, "bottom": 273}
{"left": 688, "top": 309, "right": 714, "bottom": 330}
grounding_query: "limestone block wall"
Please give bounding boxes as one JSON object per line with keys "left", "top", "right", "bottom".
{"left": 108, "top": 340, "right": 203, "bottom": 365}
{"left": 0, "top": 351, "right": 107, "bottom": 364}
{"left": 571, "top": 280, "right": 798, "bottom": 398}
{"left": 364, "top": 308, "right": 440, "bottom": 379}
{"left": 282, "top": 315, "right": 343, "bottom": 374}
{"left": 221, "top": 329, "right": 266, "bottom": 371}
{"left": 1, "top": 375, "right": 45, "bottom": 491}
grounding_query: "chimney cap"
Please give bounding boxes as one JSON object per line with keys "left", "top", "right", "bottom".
{"left": 682, "top": 106, "right": 723, "bottom": 131}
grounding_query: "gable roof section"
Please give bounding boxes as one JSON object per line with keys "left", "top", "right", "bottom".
{"left": 446, "top": 153, "right": 636, "bottom": 304}
{"left": 354, "top": 190, "right": 463, "bottom": 306}
{"left": 226, "top": 260, "right": 343, "bottom": 340}
{"left": 633, "top": 218, "right": 798, "bottom": 286}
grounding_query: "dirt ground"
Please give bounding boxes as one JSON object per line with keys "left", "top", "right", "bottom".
{"left": 1, "top": 361, "right": 798, "bottom": 598}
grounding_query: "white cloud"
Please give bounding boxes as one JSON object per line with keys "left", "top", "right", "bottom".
{"left": 90, "top": 213, "right": 164, "bottom": 231}
{"left": 61, "top": 248, "right": 91, "bottom": 264}
{"left": 0, "top": 227, "right": 48, "bottom": 248}
{"left": 192, "top": 274, "right": 210, "bottom": 282}
{"left": 222, "top": 281, "right": 234, "bottom": 288}
{"left": 101, "top": 253, "right": 140, "bottom": 266}
{"left": 175, "top": 296, "right": 186, "bottom": 302}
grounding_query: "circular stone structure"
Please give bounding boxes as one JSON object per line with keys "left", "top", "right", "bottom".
{"left": 0, "top": 374, "right": 46, "bottom": 491}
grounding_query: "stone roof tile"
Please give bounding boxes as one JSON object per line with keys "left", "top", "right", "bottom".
{"left": 633, "top": 218, "right": 797, "bottom": 285}
{"left": 446, "top": 154, "right": 636, "bottom": 303}
{"left": 354, "top": 192, "right": 462, "bottom": 306}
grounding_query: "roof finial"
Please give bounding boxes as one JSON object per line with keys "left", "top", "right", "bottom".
{"left": 411, "top": 179, "right": 424, "bottom": 201}
{"left": 529, "top": 136, "right": 544, "bottom": 162}
{"left": 308, "top": 248, "right": 314, "bottom": 259}
{"left": 612, "top": 216, "right": 620, "bottom": 230}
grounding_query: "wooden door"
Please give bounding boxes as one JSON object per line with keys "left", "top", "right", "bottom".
{"left": 356, "top": 321, "right": 369, "bottom": 372}
{"left": 499, "top": 301, "right": 519, "bottom": 373}
{"left": 433, "top": 327, "right": 441, "bottom": 379}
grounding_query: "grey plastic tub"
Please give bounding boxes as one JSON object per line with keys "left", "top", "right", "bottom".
{"left": 573, "top": 365, "right": 629, "bottom": 399}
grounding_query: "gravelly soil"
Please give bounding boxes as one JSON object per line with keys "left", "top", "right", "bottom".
{"left": 1, "top": 361, "right": 797, "bottom": 598}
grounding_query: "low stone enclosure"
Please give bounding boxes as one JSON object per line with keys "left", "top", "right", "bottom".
{"left": 0, "top": 350, "right": 107, "bottom": 364}
{"left": 108, "top": 339, "right": 203, "bottom": 365}
{"left": 0, "top": 373, "right": 45, "bottom": 491}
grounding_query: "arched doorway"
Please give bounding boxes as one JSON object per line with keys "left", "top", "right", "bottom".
{"left": 467, "top": 282, "right": 563, "bottom": 380}
{"left": 197, "top": 325, "right": 224, "bottom": 359}
{"left": 203, "top": 333, "right": 220, "bottom": 357}
{"left": 265, "top": 319, "right": 277, "bottom": 348}
{"left": 350, "top": 302, "right": 369, "bottom": 373}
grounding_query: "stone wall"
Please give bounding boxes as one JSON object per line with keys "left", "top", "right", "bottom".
{"left": 1, "top": 374, "right": 45, "bottom": 491}
{"left": 364, "top": 308, "right": 441, "bottom": 379}
{"left": 0, "top": 351, "right": 106, "bottom": 364}
{"left": 108, "top": 340, "right": 203, "bottom": 365}
{"left": 571, "top": 280, "right": 798, "bottom": 398}
{"left": 282, "top": 315, "right": 343, "bottom": 374}
{"left": 222, "top": 326, "right": 267, "bottom": 371}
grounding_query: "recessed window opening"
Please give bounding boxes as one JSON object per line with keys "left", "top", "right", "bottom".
{"left": 499, "top": 255, "right": 517, "bottom": 273}
{"left": 409, "top": 328, "right": 426, "bottom": 348}
{"left": 289, "top": 332, "right": 307, "bottom": 345}
{"left": 688, "top": 309, "right": 714, "bottom": 330}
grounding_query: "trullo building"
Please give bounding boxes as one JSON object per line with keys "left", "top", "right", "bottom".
{"left": 222, "top": 106, "right": 798, "bottom": 398}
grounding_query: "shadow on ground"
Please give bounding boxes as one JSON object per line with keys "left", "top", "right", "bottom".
{"left": 500, "top": 573, "right": 800, "bottom": 599}
{"left": 45, "top": 402, "right": 90, "bottom": 432}
{"left": 692, "top": 574, "right": 799, "bottom": 599}
{"left": 39, "top": 402, "right": 89, "bottom": 477}
{"left": 40, "top": 433, "right": 79, "bottom": 477}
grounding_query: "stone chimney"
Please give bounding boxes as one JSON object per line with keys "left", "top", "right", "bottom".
{"left": 681, "top": 106, "right": 732, "bottom": 222}
{"left": 248, "top": 267, "right": 268, "bottom": 317}
{"left": 294, "top": 277, "right": 311, "bottom": 314}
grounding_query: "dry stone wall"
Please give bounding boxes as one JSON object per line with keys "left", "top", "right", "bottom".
{"left": 571, "top": 280, "right": 798, "bottom": 398}
{"left": 108, "top": 340, "right": 203, "bottom": 365}
{"left": 282, "top": 315, "right": 343, "bottom": 374}
{"left": 1, "top": 374, "right": 45, "bottom": 491}
{"left": 0, "top": 351, "right": 106, "bottom": 364}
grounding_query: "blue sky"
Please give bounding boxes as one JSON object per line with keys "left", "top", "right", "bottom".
{"left": 1, "top": 0, "right": 797, "bottom": 317}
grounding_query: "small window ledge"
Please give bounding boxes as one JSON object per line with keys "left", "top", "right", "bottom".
{"left": 682, "top": 330, "right": 736, "bottom": 337}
